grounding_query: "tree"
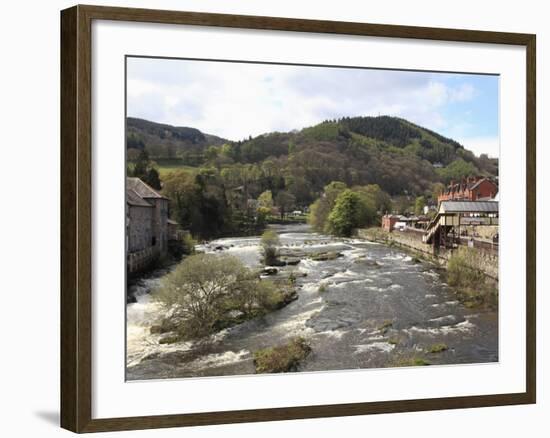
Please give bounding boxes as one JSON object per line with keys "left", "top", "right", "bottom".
{"left": 352, "top": 184, "right": 392, "bottom": 213}
{"left": 258, "top": 190, "right": 274, "bottom": 209}
{"left": 393, "top": 195, "right": 413, "bottom": 215}
{"left": 205, "top": 145, "right": 220, "bottom": 162}
{"left": 154, "top": 254, "right": 245, "bottom": 337}
{"left": 132, "top": 149, "right": 150, "bottom": 179}
{"left": 144, "top": 167, "right": 162, "bottom": 190}
{"left": 327, "top": 189, "right": 375, "bottom": 236}
{"left": 414, "top": 196, "right": 426, "bottom": 216}
{"left": 260, "top": 230, "right": 280, "bottom": 265}
{"left": 307, "top": 181, "right": 347, "bottom": 232}
{"left": 275, "top": 191, "right": 296, "bottom": 219}
{"left": 431, "top": 182, "right": 446, "bottom": 203}
{"left": 353, "top": 190, "right": 378, "bottom": 226}
{"left": 154, "top": 254, "right": 281, "bottom": 338}
{"left": 437, "top": 158, "right": 479, "bottom": 183}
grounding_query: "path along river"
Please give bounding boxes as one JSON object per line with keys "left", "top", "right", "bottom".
{"left": 126, "top": 224, "right": 498, "bottom": 380}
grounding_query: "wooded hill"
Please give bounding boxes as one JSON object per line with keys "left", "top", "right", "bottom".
{"left": 127, "top": 115, "right": 498, "bottom": 203}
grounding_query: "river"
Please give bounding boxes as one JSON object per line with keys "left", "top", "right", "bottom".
{"left": 126, "top": 224, "right": 498, "bottom": 380}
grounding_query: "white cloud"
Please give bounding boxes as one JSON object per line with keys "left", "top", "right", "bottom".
{"left": 458, "top": 136, "right": 500, "bottom": 158}
{"left": 449, "top": 83, "right": 476, "bottom": 102}
{"left": 126, "top": 58, "right": 485, "bottom": 143}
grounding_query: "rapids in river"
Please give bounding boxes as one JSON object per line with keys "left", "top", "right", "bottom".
{"left": 126, "top": 224, "right": 498, "bottom": 380}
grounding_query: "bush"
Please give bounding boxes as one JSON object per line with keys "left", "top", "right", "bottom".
{"left": 261, "top": 230, "right": 280, "bottom": 265}
{"left": 254, "top": 337, "right": 312, "bottom": 373}
{"left": 447, "top": 248, "right": 497, "bottom": 308}
{"left": 378, "top": 320, "right": 393, "bottom": 333}
{"left": 387, "top": 355, "right": 431, "bottom": 367}
{"left": 181, "top": 233, "right": 197, "bottom": 255}
{"left": 153, "top": 253, "right": 289, "bottom": 340}
{"left": 447, "top": 248, "right": 485, "bottom": 288}
{"left": 428, "top": 343, "right": 448, "bottom": 353}
{"left": 327, "top": 189, "right": 377, "bottom": 236}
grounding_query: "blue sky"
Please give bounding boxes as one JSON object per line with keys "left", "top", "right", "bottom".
{"left": 127, "top": 57, "right": 499, "bottom": 158}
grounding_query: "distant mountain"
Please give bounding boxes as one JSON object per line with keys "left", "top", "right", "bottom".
{"left": 126, "top": 115, "right": 498, "bottom": 198}
{"left": 126, "top": 117, "right": 227, "bottom": 158}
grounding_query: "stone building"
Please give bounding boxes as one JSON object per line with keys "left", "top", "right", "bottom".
{"left": 126, "top": 177, "right": 170, "bottom": 273}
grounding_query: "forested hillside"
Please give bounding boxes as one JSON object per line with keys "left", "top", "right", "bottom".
{"left": 127, "top": 115, "right": 498, "bottom": 238}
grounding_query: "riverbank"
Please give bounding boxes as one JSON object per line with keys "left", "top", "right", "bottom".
{"left": 357, "top": 227, "right": 498, "bottom": 309}
{"left": 356, "top": 227, "right": 498, "bottom": 280}
{"left": 126, "top": 224, "right": 498, "bottom": 380}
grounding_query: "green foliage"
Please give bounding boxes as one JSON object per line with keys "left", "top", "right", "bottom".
{"left": 274, "top": 191, "right": 296, "bottom": 219}
{"left": 340, "top": 116, "right": 421, "bottom": 147}
{"left": 378, "top": 320, "right": 393, "bottom": 333}
{"left": 431, "top": 182, "right": 446, "bottom": 203}
{"left": 126, "top": 132, "right": 145, "bottom": 150}
{"left": 437, "top": 158, "right": 479, "bottom": 183}
{"left": 353, "top": 184, "right": 392, "bottom": 213}
{"left": 129, "top": 116, "right": 498, "bottom": 243}
{"left": 447, "top": 248, "right": 497, "bottom": 308}
{"left": 307, "top": 181, "right": 347, "bottom": 232}
{"left": 258, "top": 190, "right": 274, "bottom": 209}
{"left": 261, "top": 230, "right": 280, "bottom": 265}
{"left": 327, "top": 190, "right": 362, "bottom": 236}
{"left": 414, "top": 196, "right": 426, "bottom": 216}
{"left": 180, "top": 233, "right": 197, "bottom": 255}
{"left": 153, "top": 254, "right": 286, "bottom": 339}
{"left": 309, "top": 182, "right": 386, "bottom": 235}
{"left": 204, "top": 145, "right": 220, "bottom": 161}
{"left": 389, "top": 357, "right": 431, "bottom": 367}
{"left": 327, "top": 189, "right": 377, "bottom": 236}
{"left": 129, "top": 116, "right": 497, "bottom": 211}
{"left": 447, "top": 248, "right": 487, "bottom": 289}
{"left": 428, "top": 343, "right": 448, "bottom": 353}
{"left": 127, "top": 150, "right": 162, "bottom": 190}
{"left": 254, "top": 337, "right": 312, "bottom": 373}
{"left": 162, "top": 169, "right": 233, "bottom": 239}
{"left": 302, "top": 121, "right": 348, "bottom": 142}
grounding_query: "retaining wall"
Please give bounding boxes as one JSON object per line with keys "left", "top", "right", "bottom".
{"left": 357, "top": 228, "right": 498, "bottom": 280}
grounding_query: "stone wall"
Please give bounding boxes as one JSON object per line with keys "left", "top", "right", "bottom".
{"left": 127, "top": 246, "right": 159, "bottom": 274}
{"left": 127, "top": 205, "right": 154, "bottom": 253}
{"left": 357, "top": 228, "right": 498, "bottom": 280}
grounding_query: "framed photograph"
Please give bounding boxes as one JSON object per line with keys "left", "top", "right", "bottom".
{"left": 60, "top": 5, "right": 536, "bottom": 433}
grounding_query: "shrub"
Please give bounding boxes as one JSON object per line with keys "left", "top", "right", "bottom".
{"left": 387, "top": 355, "right": 431, "bottom": 367}
{"left": 378, "top": 320, "right": 393, "bottom": 333}
{"left": 447, "top": 248, "right": 497, "bottom": 308}
{"left": 180, "top": 233, "right": 197, "bottom": 255}
{"left": 254, "top": 337, "right": 312, "bottom": 373}
{"left": 428, "top": 343, "right": 448, "bottom": 353}
{"left": 447, "top": 248, "right": 485, "bottom": 288}
{"left": 261, "top": 230, "right": 280, "bottom": 265}
{"left": 153, "top": 253, "right": 288, "bottom": 340}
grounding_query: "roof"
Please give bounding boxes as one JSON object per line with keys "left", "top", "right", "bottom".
{"left": 126, "top": 177, "right": 168, "bottom": 200}
{"left": 440, "top": 200, "right": 499, "bottom": 214}
{"left": 126, "top": 188, "right": 153, "bottom": 208}
{"left": 469, "top": 177, "right": 496, "bottom": 190}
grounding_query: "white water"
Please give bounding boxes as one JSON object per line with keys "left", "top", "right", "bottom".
{"left": 126, "top": 224, "right": 498, "bottom": 380}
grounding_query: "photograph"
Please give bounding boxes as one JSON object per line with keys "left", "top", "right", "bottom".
{"left": 125, "top": 57, "right": 500, "bottom": 381}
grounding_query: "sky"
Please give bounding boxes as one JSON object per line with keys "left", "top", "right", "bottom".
{"left": 127, "top": 57, "right": 499, "bottom": 158}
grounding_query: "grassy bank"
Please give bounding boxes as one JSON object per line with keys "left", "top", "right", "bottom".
{"left": 446, "top": 248, "right": 498, "bottom": 309}
{"left": 254, "top": 337, "right": 312, "bottom": 373}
